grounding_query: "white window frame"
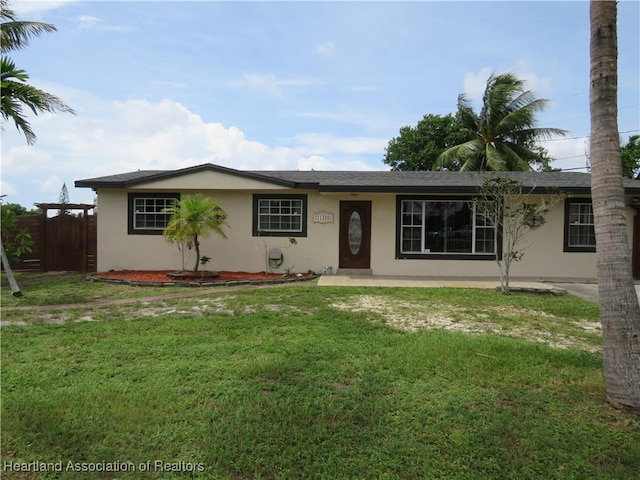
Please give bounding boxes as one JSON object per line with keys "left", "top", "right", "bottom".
{"left": 128, "top": 193, "right": 179, "bottom": 235}
{"left": 253, "top": 194, "right": 307, "bottom": 237}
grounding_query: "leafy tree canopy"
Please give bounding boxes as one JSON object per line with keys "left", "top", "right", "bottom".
{"left": 0, "top": 202, "right": 39, "bottom": 218}
{"left": 382, "top": 113, "right": 472, "bottom": 171}
{"left": 620, "top": 134, "right": 640, "bottom": 179}
{"left": 0, "top": 199, "right": 35, "bottom": 268}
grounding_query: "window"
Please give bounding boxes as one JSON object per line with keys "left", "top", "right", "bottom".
{"left": 128, "top": 193, "right": 179, "bottom": 235}
{"left": 564, "top": 199, "right": 596, "bottom": 252}
{"left": 253, "top": 194, "right": 307, "bottom": 237}
{"left": 397, "top": 197, "right": 497, "bottom": 259}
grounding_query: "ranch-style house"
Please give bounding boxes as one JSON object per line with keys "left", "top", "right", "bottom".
{"left": 75, "top": 163, "right": 640, "bottom": 280}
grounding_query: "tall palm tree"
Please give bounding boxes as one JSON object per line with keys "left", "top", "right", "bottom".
{"left": 1, "top": 1, "right": 73, "bottom": 297}
{"left": 1, "top": 0, "right": 74, "bottom": 145}
{"left": 589, "top": 0, "right": 640, "bottom": 412}
{"left": 163, "top": 194, "right": 229, "bottom": 272}
{"left": 435, "top": 73, "right": 567, "bottom": 171}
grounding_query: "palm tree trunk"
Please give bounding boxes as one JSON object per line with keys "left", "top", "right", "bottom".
{"left": 589, "top": 0, "right": 640, "bottom": 412}
{"left": 193, "top": 234, "right": 200, "bottom": 272}
{"left": 1, "top": 237, "right": 22, "bottom": 297}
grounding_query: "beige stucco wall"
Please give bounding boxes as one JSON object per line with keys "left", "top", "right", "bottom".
{"left": 130, "top": 170, "right": 290, "bottom": 191}
{"left": 369, "top": 194, "right": 635, "bottom": 279}
{"left": 96, "top": 187, "right": 342, "bottom": 274}
{"left": 95, "top": 185, "right": 638, "bottom": 280}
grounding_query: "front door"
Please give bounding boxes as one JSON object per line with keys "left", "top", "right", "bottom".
{"left": 339, "top": 201, "right": 371, "bottom": 269}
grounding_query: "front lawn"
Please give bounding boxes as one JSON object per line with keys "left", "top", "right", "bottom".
{"left": 1, "top": 282, "right": 638, "bottom": 479}
{"left": 0, "top": 272, "right": 204, "bottom": 307}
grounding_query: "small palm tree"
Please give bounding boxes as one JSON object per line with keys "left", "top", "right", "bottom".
{"left": 1, "top": 0, "right": 74, "bottom": 144}
{"left": 435, "top": 72, "right": 567, "bottom": 171}
{"left": 163, "top": 194, "right": 229, "bottom": 272}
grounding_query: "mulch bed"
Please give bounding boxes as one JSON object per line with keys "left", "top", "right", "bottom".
{"left": 89, "top": 270, "right": 317, "bottom": 287}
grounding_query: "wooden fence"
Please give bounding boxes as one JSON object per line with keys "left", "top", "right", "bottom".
{"left": 6, "top": 214, "right": 97, "bottom": 272}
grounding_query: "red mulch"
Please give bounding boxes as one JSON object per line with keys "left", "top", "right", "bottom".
{"left": 94, "top": 270, "right": 287, "bottom": 284}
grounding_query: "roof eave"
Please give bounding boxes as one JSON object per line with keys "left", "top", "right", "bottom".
{"left": 318, "top": 185, "right": 599, "bottom": 194}
{"left": 75, "top": 163, "right": 299, "bottom": 189}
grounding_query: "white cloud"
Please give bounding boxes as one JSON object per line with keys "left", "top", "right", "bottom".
{"left": 1, "top": 87, "right": 383, "bottom": 207}
{"left": 546, "top": 137, "right": 591, "bottom": 172}
{"left": 1, "top": 181, "right": 17, "bottom": 197}
{"left": 32, "top": 175, "right": 62, "bottom": 195}
{"left": 284, "top": 109, "right": 389, "bottom": 132}
{"left": 1, "top": 145, "right": 54, "bottom": 175}
{"left": 348, "top": 85, "right": 378, "bottom": 93}
{"left": 463, "top": 68, "right": 493, "bottom": 103}
{"left": 11, "top": 0, "right": 76, "bottom": 17}
{"left": 149, "top": 79, "right": 189, "bottom": 89}
{"left": 76, "top": 15, "right": 99, "bottom": 29}
{"left": 297, "top": 155, "right": 378, "bottom": 172}
{"left": 514, "top": 58, "right": 555, "bottom": 94}
{"left": 236, "top": 73, "right": 319, "bottom": 96}
{"left": 290, "top": 132, "right": 388, "bottom": 156}
{"left": 316, "top": 41, "right": 335, "bottom": 57}
{"left": 74, "top": 14, "right": 132, "bottom": 32}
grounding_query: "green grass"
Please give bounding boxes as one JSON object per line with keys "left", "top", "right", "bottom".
{"left": 1, "top": 272, "right": 202, "bottom": 307}
{"left": 1, "top": 279, "right": 638, "bottom": 479}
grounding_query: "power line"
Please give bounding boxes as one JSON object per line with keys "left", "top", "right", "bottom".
{"left": 542, "top": 103, "right": 639, "bottom": 126}
{"left": 538, "top": 129, "right": 640, "bottom": 142}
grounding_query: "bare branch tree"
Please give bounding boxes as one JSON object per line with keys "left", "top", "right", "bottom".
{"left": 472, "top": 176, "right": 564, "bottom": 293}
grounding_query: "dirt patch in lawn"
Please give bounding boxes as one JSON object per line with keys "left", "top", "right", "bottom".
{"left": 331, "top": 294, "right": 601, "bottom": 353}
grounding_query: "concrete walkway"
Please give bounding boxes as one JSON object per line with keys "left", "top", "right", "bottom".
{"left": 548, "top": 282, "right": 640, "bottom": 303}
{"left": 317, "top": 274, "right": 561, "bottom": 293}
{"left": 318, "top": 274, "right": 640, "bottom": 303}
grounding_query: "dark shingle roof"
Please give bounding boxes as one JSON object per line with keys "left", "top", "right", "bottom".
{"left": 76, "top": 170, "right": 167, "bottom": 185}
{"left": 75, "top": 163, "right": 640, "bottom": 194}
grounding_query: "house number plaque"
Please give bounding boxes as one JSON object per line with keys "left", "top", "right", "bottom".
{"left": 312, "top": 211, "right": 334, "bottom": 224}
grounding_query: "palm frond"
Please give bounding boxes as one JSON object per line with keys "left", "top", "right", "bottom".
{"left": 434, "top": 141, "right": 472, "bottom": 170}
{"left": 511, "top": 127, "right": 568, "bottom": 144}
{"left": 485, "top": 144, "right": 508, "bottom": 171}
{"left": 456, "top": 95, "right": 480, "bottom": 133}
{"left": 1, "top": 56, "right": 75, "bottom": 144}
{"left": 498, "top": 143, "right": 533, "bottom": 171}
{"left": 1, "top": 0, "right": 56, "bottom": 52}
{"left": 0, "top": 88, "right": 35, "bottom": 143}
{"left": 436, "top": 139, "right": 486, "bottom": 171}
{"left": 504, "top": 89, "right": 543, "bottom": 112}
{"left": 481, "top": 73, "right": 525, "bottom": 125}
{"left": 494, "top": 107, "right": 539, "bottom": 139}
{"left": 458, "top": 141, "right": 486, "bottom": 171}
{"left": 163, "top": 194, "right": 229, "bottom": 242}
{"left": 1, "top": 20, "right": 57, "bottom": 52}
{"left": 162, "top": 194, "right": 229, "bottom": 271}
{"left": 439, "top": 72, "right": 567, "bottom": 171}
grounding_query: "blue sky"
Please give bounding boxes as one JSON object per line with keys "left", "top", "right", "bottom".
{"left": 1, "top": 0, "right": 639, "bottom": 209}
